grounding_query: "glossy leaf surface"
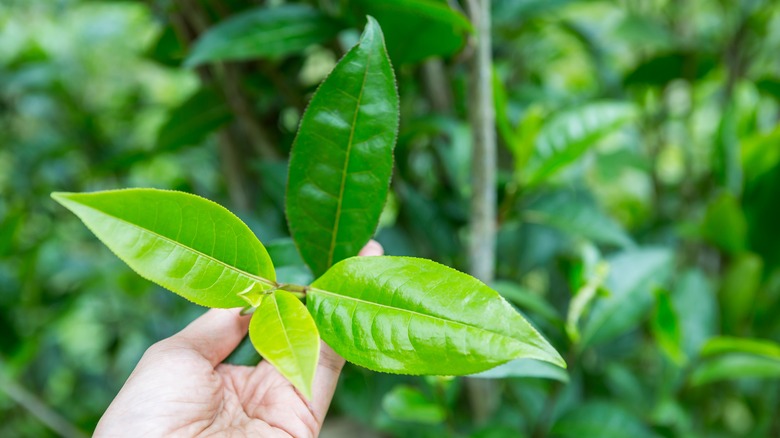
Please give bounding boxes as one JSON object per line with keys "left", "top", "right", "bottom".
{"left": 308, "top": 256, "right": 565, "bottom": 375}
{"left": 52, "top": 189, "right": 275, "bottom": 308}
{"left": 286, "top": 18, "right": 399, "bottom": 277}
{"left": 351, "top": 0, "right": 472, "bottom": 65}
{"left": 185, "top": 4, "right": 340, "bottom": 67}
{"left": 249, "top": 290, "right": 319, "bottom": 399}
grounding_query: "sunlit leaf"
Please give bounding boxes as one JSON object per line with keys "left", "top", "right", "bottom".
{"left": 185, "top": 4, "right": 340, "bottom": 67}
{"left": 249, "top": 290, "right": 319, "bottom": 399}
{"left": 691, "top": 354, "right": 780, "bottom": 386}
{"left": 651, "top": 288, "right": 685, "bottom": 365}
{"left": 700, "top": 337, "right": 780, "bottom": 360}
{"left": 52, "top": 189, "right": 275, "bottom": 308}
{"left": 309, "top": 256, "right": 565, "bottom": 375}
{"left": 286, "top": 17, "right": 399, "bottom": 277}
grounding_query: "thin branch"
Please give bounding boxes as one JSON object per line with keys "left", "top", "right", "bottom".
{"left": 465, "top": 0, "right": 499, "bottom": 425}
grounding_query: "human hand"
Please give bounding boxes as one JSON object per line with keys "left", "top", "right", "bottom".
{"left": 94, "top": 240, "right": 384, "bottom": 438}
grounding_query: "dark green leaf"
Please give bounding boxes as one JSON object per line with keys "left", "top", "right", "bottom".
{"left": 671, "top": 270, "right": 716, "bottom": 358}
{"left": 624, "top": 51, "right": 717, "bottom": 87}
{"left": 155, "top": 87, "right": 233, "bottom": 153}
{"left": 351, "top": 0, "right": 472, "bottom": 65}
{"left": 249, "top": 290, "right": 319, "bottom": 399}
{"left": 185, "top": 4, "right": 340, "bottom": 67}
{"left": 52, "top": 189, "right": 275, "bottom": 308}
{"left": 309, "top": 256, "right": 565, "bottom": 375}
{"left": 287, "top": 17, "right": 399, "bottom": 277}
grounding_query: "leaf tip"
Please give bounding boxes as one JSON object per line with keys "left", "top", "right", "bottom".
{"left": 51, "top": 191, "right": 74, "bottom": 206}
{"left": 362, "top": 15, "right": 384, "bottom": 42}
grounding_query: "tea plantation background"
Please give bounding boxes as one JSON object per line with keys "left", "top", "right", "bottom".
{"left": 2, "top": 0, "right": 780, "bottom": 436}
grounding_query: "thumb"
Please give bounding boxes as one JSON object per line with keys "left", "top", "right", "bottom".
{"left": 167, "top": 308, "right": 251, "bottom": 366}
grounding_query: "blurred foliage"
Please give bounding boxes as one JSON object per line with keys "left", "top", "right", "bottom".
{"left": 2, "top": 0, "right": 780, "bottom": 437}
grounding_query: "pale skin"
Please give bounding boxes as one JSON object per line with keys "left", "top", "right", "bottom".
{"left": 94, "top": 240, "right": 384, "bottom": 438}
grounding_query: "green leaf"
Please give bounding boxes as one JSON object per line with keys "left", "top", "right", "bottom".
{"left": 720, "top": 253, "right": 763, "bottom": 331}
{"left": 525, "top": 191, "right": 633, "bottom": 248}
{"left": 471, "top": 359, "right": 569, "bottom": 382}
{"left": 741, "top": 123, "right": 780, "bottom": 188}
{"left": 51, "top": 189, "right": 275, "bottom": 308}
{"left": 700, "top": 337, "right": 780, "bottom": 360}
{"left": 492, "top": 281, "right": 561, "bottom": 326}
{"left": 308, "top": 256, "right": 565, "bottom": 375}
{"left": 351, "top": 0, "right": 472, "bottom": 65}
{"left": 526, "top": 102, "right": 637, "bottom": 186}
{"left": 249, "top": 290, "right": 319, "bottom": 399}
{"left": 286, "top": 17, "right": 399, "bottom": 277}
{"left": 551, "top": 401, "right": 656, "bottom": 438}
{"left": 671, "top": 269, "right": 716, "bottom": 358}
{"left": 382, "top": 385, "right": 446, "bottom": 424}
{"left": 624, "top": 51, "right": 717, "bottom": 87}
{"left": 566, "top": 261, "right": 610, "bottom": 344}
{"left": 156, "top": 87, "right": 233, "bottom": 152}
{"left": 700, "top": 192, "right": 747, "bottom": 254}
{"left": 651, "top": 288, "right": 685, "bottom": 365}
{"left": 691, "top": 354, "right": 780, "bottom": 386}
{"left": 580, "top": 248, "right": 673, "bottom": 348}
{"left": 185, "top": 4, "right": 340, "bottom": 67}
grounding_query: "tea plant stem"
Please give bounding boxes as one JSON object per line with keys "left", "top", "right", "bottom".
{"left": 465, "top": 0, "right": 499, "bottom": 424}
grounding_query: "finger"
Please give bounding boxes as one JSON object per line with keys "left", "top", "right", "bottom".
{"left": 168, "top": 308, "right": 251, "bottom": 366}
{"left": 309, "top": 240, "right": 381, "bottom": 424}
{"left": 310, "top": 341, "right": 346, "bottom": 426}
{"left": 358, "top": 239, "right": 384, "bottom": 256}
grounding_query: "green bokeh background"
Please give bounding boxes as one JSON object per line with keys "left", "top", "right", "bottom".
{"left": 2, "top": 0, "right": 780, "bottom": 436}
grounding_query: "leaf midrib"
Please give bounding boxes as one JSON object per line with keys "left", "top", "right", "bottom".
{"left": 269, "top": 293, "right": 305, "bottom": 385}
{"left": 325, "top": 39, "right": 375, "bottom": 269}
{"left": 75, "top": 201, "right": 276, "bottom": 288}
{"left": 310, "top": 287, "right": 524, "bottom": 346}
